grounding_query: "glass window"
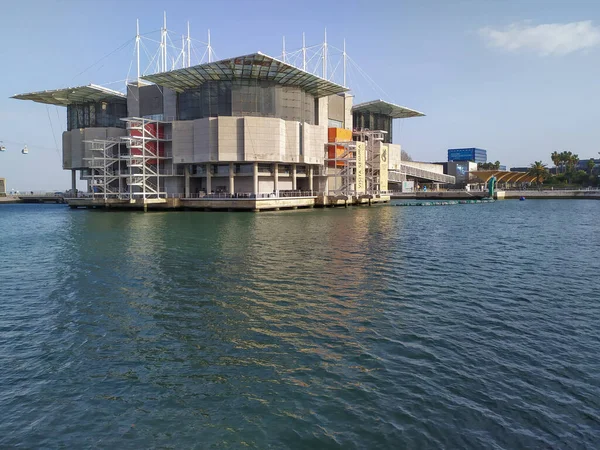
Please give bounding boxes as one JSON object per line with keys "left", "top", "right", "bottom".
{"left": 258, "top": 163, "right": 272, "bottom": 174}
{"left": 178, "top": 80, "right": 315, "bottom": 123}
{"left": 235, "top": 163, "right": 253, "bottom": 174}
{"left": 66, "top": 101, "right": 126, "bottom": 131}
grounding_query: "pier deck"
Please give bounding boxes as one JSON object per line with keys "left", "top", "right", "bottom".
{"left": 66, "top": 195, "right": 391, "bottom": 211}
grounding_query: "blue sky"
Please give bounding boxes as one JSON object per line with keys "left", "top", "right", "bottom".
{"left": 1, "top": 0, "right": 599, "bottom": 190}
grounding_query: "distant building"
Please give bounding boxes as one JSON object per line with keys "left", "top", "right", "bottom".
{"left": 447, "top": 161, "right": 478, "bottom": 185}
{"left": 499, "top": 165, "right": 507, "bottom": 171}
{"left": 510, "top": 167, "right": 529, "bottom": 173}
{"left": 576, "top": 158, "right": 600, "bottom": 171}
{"left": 0, "top": 177, "right": 5, "bottom": 197}
{"left": 448, "top": 148, "right": 487, "bottom": 163}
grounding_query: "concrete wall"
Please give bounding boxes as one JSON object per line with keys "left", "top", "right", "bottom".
{"left": 302, "top": 122, "right": 326, "bottom": 164}
{"left": 403, "top": 161, "right": 445, "bottom": 174}
{"left": 139, "top": 85, "right": 163, "bottom": 117}
{"left": 388, "top": 143, "right": 402, "bottom": 171}
{"left": 243, "top": 116, "right": 283, "bottom": 161}
{"left": 193, "top": 118, "right": 218, "bottom": 161}
{"left": 164, "top": 176, "right": 184, "bottom": 194}
{"left": 259, "top": 178, "right": 275, "bottom": 193}
{"left": 170, "top": 116, "right": 324, "bottom": 165}
{"left": 163, "top": 88, "right": 177, "bottom": 120}
{"left": 126, "top": 84, "right": 140, "bottom": 117}
{"left": 172, "top": 121, "right": 194, "bottom": 163}
{"left": 284, "top": 121, "right": 300, "bottom": 163}
{"left": 235, "top": 177, "right": 254, "bottom": 193}
{"left": 62, "top": 132, "right": 72, "bottom": 169}
{"left": 218, "top": 117, "right": 244, "bottom": 161}
{"left": 343, "top": 93, "right": 353, "bottom": 130}
{"left": 328, "top": 94, "right": 345, "bottom": 125}
{"left": 62, "top": 127, "right": 126, "bottom": 170}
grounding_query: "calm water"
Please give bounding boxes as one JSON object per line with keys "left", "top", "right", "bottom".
{"left": 1, "top": 200, "right": 599, "bottom": 448}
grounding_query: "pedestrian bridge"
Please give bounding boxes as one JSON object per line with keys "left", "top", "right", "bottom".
{"left": 391, "top": 162, "right": 456, "bottom": 184}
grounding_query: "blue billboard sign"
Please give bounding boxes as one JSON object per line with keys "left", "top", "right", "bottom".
{"left": 448, "top": 149, "right": 475, "bottom": 161}
{"left": 448, "top": 148, "right": 487, "bottom": 163}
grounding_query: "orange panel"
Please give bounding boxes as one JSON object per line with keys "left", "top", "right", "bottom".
{"left": 328, "top": 127, "right": 353, "bottom": 143}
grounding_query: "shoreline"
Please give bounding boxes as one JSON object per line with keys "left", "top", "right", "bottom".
{"left": 392, "top": 190, "right": 600, "bottom": 201}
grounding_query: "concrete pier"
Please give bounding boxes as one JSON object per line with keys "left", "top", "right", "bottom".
{"left": 66, "top": 194, "right": 391, "bottom": 212}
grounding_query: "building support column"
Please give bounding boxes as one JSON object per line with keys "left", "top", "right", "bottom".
{"left": 292, "top": 164, "right": 297, "bottom": 191}
{"left": 229, "top": 162, "right": 235, "bottom": 195}
{"left": 308, "top": 165, "right": 313, "bottom": 192}
{"left": 253, "top": 162, "right": 258, "bottom": 196}
{"left": 273, "top": 163, "right": 279, "bottom": 196}
{"left": 184, "top": 165, "right": 190, "bottom": 197}
{"left": 71, "top": 169, "right": 77, "bottom": 196}
{"left": 206, "top": 163, "right": 212, "bottom": 194}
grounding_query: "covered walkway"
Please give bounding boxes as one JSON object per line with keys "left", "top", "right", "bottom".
{"left": 470, "top": 170, "right": 537, "bottom": 184}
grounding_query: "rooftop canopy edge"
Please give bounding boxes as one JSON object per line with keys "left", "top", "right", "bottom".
{"left": 141, "top": 52, "right": 349, "bottom": 98}
{"left": 470, "top": 170, "right": 538, "bottom": 183}
{"left": 352, "top": 99, "right": 425, "bottom": 119}
{"left": 11, "top": 84, "right": 126, "bottom": 107}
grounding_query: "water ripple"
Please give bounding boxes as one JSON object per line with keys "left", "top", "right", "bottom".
{"left": 0, "top": 201, "right": 599, "bottom": 448}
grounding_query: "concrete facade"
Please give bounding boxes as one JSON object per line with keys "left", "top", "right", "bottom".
{"left": 170, "top": 115, "right": 325, "bottom": 166}
{"left": 62, "top": 127, "right": 126, "bottom": 169}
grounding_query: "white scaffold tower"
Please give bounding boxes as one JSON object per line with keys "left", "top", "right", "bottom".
{"left": 122, "top": 117, "right": 172, "bottom": 200}
{"left": 324, "top": 129, "right": 388, "bottom": 196}
{"left": 354, "top": 129, "right": 388, "bottom": 194}
{"left": 324, "top": 139, "right": 357, "bottom": 196}
{"left": 84, "top": 139, "right": 123, "bottom": 199}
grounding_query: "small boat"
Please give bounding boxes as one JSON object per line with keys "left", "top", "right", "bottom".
{"left": 519, "top": 196, "right": 526, "bottom": 201}
{"left": 21, "top": 145, "right": 28, "bottom": 154}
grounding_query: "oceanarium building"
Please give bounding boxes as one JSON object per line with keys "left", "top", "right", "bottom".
{"left": 13, "top": 49, "right": 454, "bottom": 209}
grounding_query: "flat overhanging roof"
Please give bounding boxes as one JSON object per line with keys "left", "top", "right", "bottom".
{"left": 470, "top": 170, "right": 537, "bottom": 183}
{"left": 12, "top": 84, "right": 126, "bottom": 107}
{"left": 141, "top": 52, "right": 348, "bottom": 98}
{"left": 352, "top": 99, "right": 425, "bottom": 118}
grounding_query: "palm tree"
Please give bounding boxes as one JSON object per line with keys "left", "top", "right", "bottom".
{"left": 551, "top": 151, "right": 561, "bottom": 174}
{"left": 528, "top": 161, "right": 548, "bottom": 187}
{"left": 566, "top": 153, "right": 579, "bottom": 183}
{"left": 587, "top": 159, "right": 596, "bottom": 174}
{"left": 571, "top": 154, "right": 580, "bottom": 170}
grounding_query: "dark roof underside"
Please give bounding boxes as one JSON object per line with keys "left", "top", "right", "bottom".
{"left": 141, "top": 52, "right": 348, "bottom": 98}
{"left": 352, "top": 99, "right": 425, "bottom": 118}
{"left": 11, "top": 84, "right": 126, "bottom": 106}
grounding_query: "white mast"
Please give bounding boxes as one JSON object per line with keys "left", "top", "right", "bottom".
{"left": 207, "top": 29, "right": 212, "bottom": 63}
{"left": 136, "top": 19, "right": 140, "bottom": 83}
{"left": 323, "top": 28, "right": 327, "bottom": 80}
{"left": 282, "top": 36, "right": 286, "bottom": 63}
{"left": 343, "top": 38, "right": 347, "bottom": 87}
{"left": 161, "top": 11, "right": 167, "bottom": 72}
{"left": 187, "top": 21, "right": 191, "bottom": 67}
{"left": 302, "top": 32, "right": 306, "bottom": 71}
{"left": 182, "top": 35, "right": 186, "bottom": 68}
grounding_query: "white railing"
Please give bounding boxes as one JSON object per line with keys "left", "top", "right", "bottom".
{"left": 398, "top": 165, "right": 456, "bottom": 184}
{"left": 167, "top": 191, "right": 318, "bottom": 199}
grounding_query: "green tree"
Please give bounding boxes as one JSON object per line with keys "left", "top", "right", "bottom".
{"left": 494, "top": 160, "right": 501, "bottom": 170}
{"left": 551, "top": 151, "right": 561, "bottom": 173}
{"left": 566, "top": 153, "right": 579, "bottom": 183}
{"left": 587, "top": 159, "right": 595, "bottom": 174}
{"left": 560, "top": 151, "right": 574, "bottom": 174}
{"left": 528, "top": 161, "right": 549, "bottom": 187}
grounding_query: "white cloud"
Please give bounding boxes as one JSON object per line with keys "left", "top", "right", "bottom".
{"left": 479, "top": 21, "right": 600, "bottom": 56}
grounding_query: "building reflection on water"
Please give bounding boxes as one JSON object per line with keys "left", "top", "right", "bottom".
{"left": 60, "top": 207, "right": 407, "bottom": 423}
